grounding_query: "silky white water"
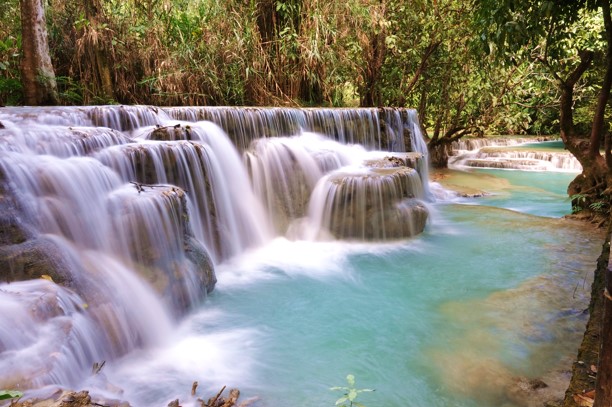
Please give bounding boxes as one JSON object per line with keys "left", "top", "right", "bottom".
{"left": 0, "top": 107, "right": 600, "bottom": 407}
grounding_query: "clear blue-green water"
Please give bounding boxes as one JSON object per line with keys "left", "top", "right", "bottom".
{"left": 439, "top": 168, "right": 575, "bottom": 217}
{"left": 109, "top": 169, "right": 601, "bottom": 407}
{"left": 518, "top": 140, "right": 565, "bottom": 150}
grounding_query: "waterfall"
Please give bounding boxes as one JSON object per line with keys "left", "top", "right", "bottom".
{"left": 448, "top": 138, "right": 581, "bottom": 172}
{"left": 163, "top": 106, "right": 415, "bottom": 152}
{"left": 305, "top": 156, "right": 428, "bottom": 241}
{"left": 244, "top": 132, "right": 361, "bottom": 234}
{"left": 0, "top": 105, "right": 430, "bottom": 398}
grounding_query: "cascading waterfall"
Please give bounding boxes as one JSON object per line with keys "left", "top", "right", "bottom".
{"left": 97, "top": 136, "right": 270, "bottom": 263}
{"left": 449, "top": 139, "right": 582, "bottom": 172}
{"left": 244, "top": 133, "right": 365, "bottom": 234}
{"left": 106, "top": 185, "right": 215, "bottom": 312}
{"left": 451, "top": 137, "right": 529, "bottom": 151}
{"left": 163, "top": 106, "right": 411, "bottom": 151}
{"left": 0, "top": 279, "right": 109, "bottom": 389}
{"left": 0, "top": 105, "right": 430, "bottom": 402}
{"left": 306, "top": 165, "right": 428, "bottom": 240}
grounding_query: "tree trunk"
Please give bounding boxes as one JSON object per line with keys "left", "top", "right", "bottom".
{"left": 83, "top": 0, "right": 115, "bottom": 102}
{"left": 590, "top": 0, "right": 612, "bottom": 160}
{"left": 360, "top": 31, "right": 386, "bottom": 107}
{"left": 19, "top": 0, "right": 58, "bottom": 105}
{"left": 595, "top": 207, "right": 612, "bottom": 407}
{"left": 428, "top": 141, "right": 452, "bottom": 168}
{"left": 595, "top": 267, "right": 612, "bottom": 407}
{"left": 555, "top": 50, "right": 607, "bottom": 212}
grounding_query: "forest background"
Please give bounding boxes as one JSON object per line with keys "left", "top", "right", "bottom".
{"left": 0, "top": 0, "right": 605, "bottom": 143}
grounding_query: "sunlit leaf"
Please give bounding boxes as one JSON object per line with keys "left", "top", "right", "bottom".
{"left": 346, "top": 374, "right": 355, "bottom": 387}
{"left": 0, "top": 390, "right": 23, "bottom": 400}
{"left": 335, "top": 396, "right": 348, "bottom": 405}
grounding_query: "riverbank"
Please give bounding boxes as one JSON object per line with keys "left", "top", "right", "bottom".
{"left": 561, "top": 224, "right": 609, "bottom": 407}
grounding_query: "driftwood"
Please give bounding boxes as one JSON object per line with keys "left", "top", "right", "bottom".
{"left": 129, "top": 181, "right": 188, "bottom": 194}
{"left": 7, "top": 383, "right": 253, "bottom": 407}
{"left": 196, "top": 385, "right": 254, "bottom": 407}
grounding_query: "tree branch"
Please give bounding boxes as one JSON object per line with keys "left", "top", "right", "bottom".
{"left": 590, "top": 1, "right": 612, "bottom": 159}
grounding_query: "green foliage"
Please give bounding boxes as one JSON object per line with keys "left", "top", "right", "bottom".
{"left": 330, "top": 374, "right": 374, "bottom": 407}
{"left": 590, "top": 200, "right": 608, "bottom": 212}
{"left": 568, "top": 193, "right": 609, "bottom": 214}
{"left": 570, "top": 193, "right": 588, "bottom": 213}
{"left": 0, "top": 390, "right": 23, "bottom": 401}
{"left": 471, "top": 0, "right": 609, "bottom": 137}
{"left": 56, "top": 76, "right": 84, "bottom": 105}
{"left": 0, "top": 0, "right": 22, "bottom": 105}
{"left": 0, "top": 0, "right": 607, "bottom": 149}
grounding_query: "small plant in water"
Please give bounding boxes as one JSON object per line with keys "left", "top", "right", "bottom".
{"left": 330, "top": 374, "right": 374, "bottom": 407}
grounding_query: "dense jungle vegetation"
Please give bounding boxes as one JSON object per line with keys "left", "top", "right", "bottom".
{"left": 0, "top": 0, "right": 606, "bottom": 137}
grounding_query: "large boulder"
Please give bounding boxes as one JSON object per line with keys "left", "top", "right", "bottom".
{"left": 0, "top": 237, "right": 78, "bottom": 288}
{"left": 107, "top": 184, "right": 216, "bottom": 313}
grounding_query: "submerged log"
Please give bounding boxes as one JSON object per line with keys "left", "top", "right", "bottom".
{"left": 200, "top": 386, "right": 241, "bottom": 407}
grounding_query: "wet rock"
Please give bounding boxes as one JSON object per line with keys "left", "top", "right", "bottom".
{"left": 0, "top": 237, "right": 77, "bottom": 289}
{"left": 322, "top": 167, "right": 428, "bottom": 240}
{"left": 363, "top": 152, "right": 422, "bottom": 170}
{"left": 0, "top": 172, "right": 35, "bottom": 245}
{"left": 146, "top": 124, "right": 194, "bottom": 141}
{"left": 530, "top": 378, "right": 549, "bottom": 390}
{"left": 107, "top": 184, "right": 216, "bottom": 312}
{"left": 11, "top": 389, "right": 130, "bottom": 407}
{"left": 504, "top": 375, "right": 569, "bottom": 407}
{"left": 185, "top": 234, "right": 216, "bottom": 294}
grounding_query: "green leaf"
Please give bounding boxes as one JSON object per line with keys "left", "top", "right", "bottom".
{"left": 348, "top": 389, "right": 358, "bottom": 401}
{"left": 335, "top": 396, "right": 349, "bottom": 405}
{"left": 0, "top": 390, "right": 23, "bottom": 400}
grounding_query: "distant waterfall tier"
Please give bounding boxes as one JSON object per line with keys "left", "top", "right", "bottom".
{"left": 307, "top": 153, "right": 428, "bottom": 240}
{"left": 450, "top": 137, "right": 538, "bottom": 151}
{"left": 163, "top": 106, "right": 421, "bottom": 152}
{"left": 1, "top": 105, "right": 424, "bottom": 153}
{"left": 449, "top": 139, "right": 582, "bottom": 172}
